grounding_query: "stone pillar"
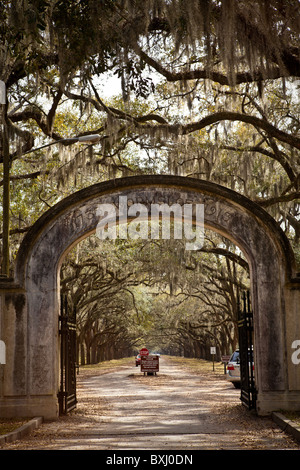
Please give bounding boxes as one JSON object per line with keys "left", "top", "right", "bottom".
{"left": 0, "top": 281, "right": 59, "bottom": 419}
{"left": 285, "top": 281, "right": 300, "bottom": 391}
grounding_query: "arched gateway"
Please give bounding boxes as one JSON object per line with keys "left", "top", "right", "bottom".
{"left": 0, "top": 175, "right": 299, "bottom": 419}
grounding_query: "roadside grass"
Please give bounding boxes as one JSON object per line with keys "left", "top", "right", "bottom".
{"left": 164, "top": 355, "right": 226, "bottom": 376}
{"left": 78, "top": 356, "right": 134, "bottom": 376}
{"left": 78, "top": 355, "right": 226, "bottom": 376}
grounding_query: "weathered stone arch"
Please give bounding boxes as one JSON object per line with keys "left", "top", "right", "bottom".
{"left": 0, "top": 175, "right": 299, "bottom": 418}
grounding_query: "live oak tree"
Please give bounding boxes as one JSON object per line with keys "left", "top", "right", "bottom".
{"left": 1, "top": 0, "right": 299, "bottom": 360}
{"left": 60, "top": 236, "right": 147, "bottom": 363}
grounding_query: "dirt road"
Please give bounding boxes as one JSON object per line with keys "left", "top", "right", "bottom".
{"left": 1, "top": 356, "right": 300, "bottom": 451}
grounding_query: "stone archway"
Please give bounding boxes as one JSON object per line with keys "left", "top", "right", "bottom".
{"left": 0, "top": 175, "right": 299, "bottom": 419}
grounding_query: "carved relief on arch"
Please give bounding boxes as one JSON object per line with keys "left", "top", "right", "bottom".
{"left": 17, "top": 176, "right": 296, "bottom": 289}
{"left": 28, "top": 186, "right": 275, "bottom": 268}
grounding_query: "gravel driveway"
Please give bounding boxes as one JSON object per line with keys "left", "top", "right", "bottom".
{"left": 1, "top": 356, "right": 299, "bottom": 451}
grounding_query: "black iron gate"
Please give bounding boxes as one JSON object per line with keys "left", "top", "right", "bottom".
{"left": 58, "top": 295, "right": 77, "bottom": 415}
{"left": 238, "top": 290, "right": 257, "bottom": 410}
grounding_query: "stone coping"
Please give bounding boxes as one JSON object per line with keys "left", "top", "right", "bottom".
{"left": 0, "top": 417, "right": 43, "bottom": 445}
{"left": 272, "top": 412, "right": 300, "bottom": 443}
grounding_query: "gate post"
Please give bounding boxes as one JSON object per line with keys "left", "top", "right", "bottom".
{"left": 58, "top": 296, "right": 77, "bottom": 415}
{"left": 238, "top": 291, "right": 257, "bottom": 410}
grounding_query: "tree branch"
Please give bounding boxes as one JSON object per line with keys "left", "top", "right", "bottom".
{"left": 255, "top": 192, "right": 300, "bottom": 207}
{"left": 138, "top": 49, "right": 283, "bottom": 85}
{"left": 138, "top": 111, "right": 300, "bottom": 150}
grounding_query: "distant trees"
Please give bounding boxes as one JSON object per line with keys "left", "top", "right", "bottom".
{"left": 138, "top": 233, "right": 249, "bottom": 360}
{"left": 60, "top": 236, "right": 144, "bottom": 363}
{"left": 60, "top": 231, "right": 249, "bottom": 364}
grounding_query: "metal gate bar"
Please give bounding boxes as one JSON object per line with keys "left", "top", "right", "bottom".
{"left": 238, "top": 291, "right": 257, "bottom": 410}
{"left": 58, "top": 295, "right": 77, "bottom": 415}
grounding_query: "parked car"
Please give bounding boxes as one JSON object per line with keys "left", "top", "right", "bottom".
{"left": 135, "top": 354, "right": 141, "bottom": 366}
{"left": 226, "top": 350, "right": 241, "bottom": 388}
{"left": 226, "top": 349, "right": 254, "bottom": 388}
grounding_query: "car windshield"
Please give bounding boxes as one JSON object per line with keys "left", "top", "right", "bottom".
{"left": 230, "top": 349, "right": 254, "bottom": 363}
{"left": 230, "top": 351, "right": 240, "bottom": 362}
